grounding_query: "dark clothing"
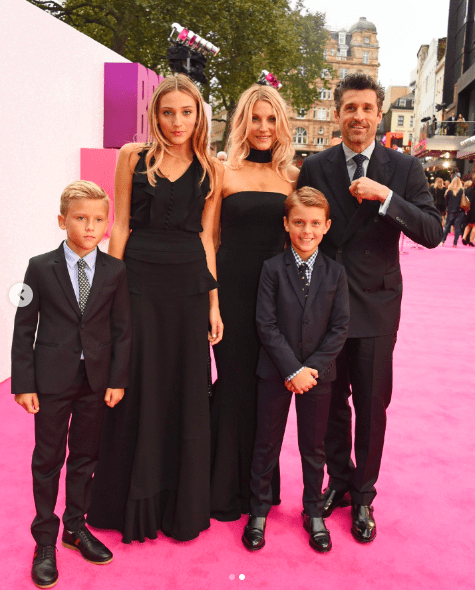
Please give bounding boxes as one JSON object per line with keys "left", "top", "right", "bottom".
{"left": 298, "top": 142, "right": 442, "bottom": 503}
{"left": 88, "top": 152, "right": 217, "bottom": 542}
{"left": 210, "top": 191, "right": 286, "bottom": 521}
{"left": 431, "top": 186, "right": 446, "bottom": 214}
{"left": 249, "top": 249, "right": 349, "bottom": 518}
{"left": 255, "top": 249, "right": 350, "bottom": 384}
{"left": 250, "top": 379, "right": 331, "bottom": 518}
{"left": 466, "top": 188, "right": 475, "bottom": 224}
{"left": 11, "top": 245, "right": 131, "bottom": 395}
{"left": 442, "top": 211, "right": 465, "bottom": 245}
{"left": 11, "top": 244, "right": 131, "bottom": 546}
{"left": 445, "top": 188, "right": 463, "bottom": 214}
{"left": 31, "top": 362, "right": 105, "bottom": 545}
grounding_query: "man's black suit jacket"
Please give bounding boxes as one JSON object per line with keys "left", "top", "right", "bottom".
{"left": 11, "top": 243, "right": 131, "bottom": 394}
{"left": 256, "top": 248, "right": 350, "bottom": 383}
{"left": 297, "top": 142, "right": 442, "bottom": 338}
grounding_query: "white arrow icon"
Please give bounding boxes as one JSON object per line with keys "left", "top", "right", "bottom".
{"left": 9, "top": 283, "right": 33, "bottom": 307}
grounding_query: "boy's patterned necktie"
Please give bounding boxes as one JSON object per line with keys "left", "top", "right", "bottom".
{"left": 352, "top": 153, "right": 367, "bottom": 180}
{"left": 77, "top": 259, "right": 91, "bottom": 313}
{"left": 298, "top": 263, "right": 309, "bottom": 298}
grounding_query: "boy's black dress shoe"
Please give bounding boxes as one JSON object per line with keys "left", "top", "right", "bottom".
{"left": 62, "top": 527, "right": 113, "bottom": 564}
{"left": 302, "top": 512, "right": 332, "bottom": 553}
{"left": 322, "top": 488, "right": 351, "bottom": 518}
{"left": 242, "top": 516, "right": 266, "bottom": 551}
{"left": 351, "top": 504, "right": 377, "bottom": 543}
{"left": 31, "top": 544, "right": 58, "bottom": 589}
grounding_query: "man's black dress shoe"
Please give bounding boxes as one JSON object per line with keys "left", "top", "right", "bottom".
{"left": 242, "top": 516, "right": 266, "bottom": 551}
{"left": 302, "top": 512, "right": 332, "bottom": 552}
{"left": 31, "top": 544, "right": 58, "bottom": 589}
{"left": 322, "top": 488, "right": 351, "bottom": 518}
{"left": 351, "top": 504, "right": 377, "bottom": 543}
{"left": 62, "top": 527, "right": 113, "bottom": 564}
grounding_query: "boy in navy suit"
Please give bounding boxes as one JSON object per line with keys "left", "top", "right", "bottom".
{"left": 242, "top": 187, "right": 349, "bottom": 553}
{"left": 11, "top": 181, "right": 131, "bottom": 588}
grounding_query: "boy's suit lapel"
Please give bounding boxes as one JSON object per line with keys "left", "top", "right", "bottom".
{"left": 82, "top": 248, "right": 107, "bottom": 318}
{"left": 53, "top": 244, "right": 82, "bottom": 318}
{"left": 284, "top": 248, "right": 306, "bottom": 308}
{"left": 304, "top": 252, "right": 324, "bottom": 311}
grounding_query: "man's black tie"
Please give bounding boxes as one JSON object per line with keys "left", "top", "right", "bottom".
{"left": 298, "top": 263, "right": 309, "bottom": 298}
{"left": 352, "top": 153, "right": 367, "bottom": 181}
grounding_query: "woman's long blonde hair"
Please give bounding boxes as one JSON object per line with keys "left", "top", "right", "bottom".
{"left": 447, "top": 176, "right": 462, "bottom": 194}
{"left": 226, "top": 84, "right": 294, "bottom": 181}
{"left": 145, "top": 74, "right": 216, "bottom": 198}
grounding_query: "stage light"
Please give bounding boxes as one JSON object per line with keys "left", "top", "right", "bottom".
{"left": 257, "top": 70, "right": 283, "bottom": 90}
{"left": 167, "top": 23, "right": 220, "bottom": 85}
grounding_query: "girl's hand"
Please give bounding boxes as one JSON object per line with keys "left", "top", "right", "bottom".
{"left": 208, "top": 307, "right": 223, "bottom": 345}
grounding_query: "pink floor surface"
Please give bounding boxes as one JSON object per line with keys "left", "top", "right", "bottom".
{"left": 1, "top": 242, "right": 474, "bottom": 590}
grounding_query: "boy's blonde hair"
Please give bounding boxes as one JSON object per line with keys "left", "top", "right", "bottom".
{"left": 284, "top": 187, "right": 330, "bottom": 220}
{"left": 226, "top": 84, "right": 294, "bottom": 181}
{"left": 60, "top": 180, "right": 110, "bottom": 216}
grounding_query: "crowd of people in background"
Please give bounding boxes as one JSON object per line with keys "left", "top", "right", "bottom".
{"left": 430, "top": 173, "right": 475, "bottom": 247}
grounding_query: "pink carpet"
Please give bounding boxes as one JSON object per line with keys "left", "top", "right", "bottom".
{"left": 1, "top": 242, "right": 474, "bottom": 590}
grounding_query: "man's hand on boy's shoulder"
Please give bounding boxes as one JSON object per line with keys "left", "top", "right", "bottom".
{"left": 14, "top": 393, "right": 39, "bottom": 414}
{"left": 104, "top": 388, "right": 125, "bottom": 408}
{"left": 286, "top": 368, "right": 319, "bottom": 394}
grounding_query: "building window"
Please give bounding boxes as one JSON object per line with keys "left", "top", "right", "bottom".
{"left": 293, "top": 127, "right": 307, "bottom": 144}
{"left": 325, "top": 138, "right": 329, "bottom": 145}
{"left": 313, "top": 107, "right": 317, "bottom": 119}
{"left": 317, "top": 137, "right": 325, "bottom": 146}
{"left": 339, "top": 32, "right": 346, "bottom": 45}
{"left": 296, "top": 108, "right": 306, "bottom": 119}
{"left": 331, "top": 49, "right": 336, "bottom": 56}
{"left": 399, "top": 99, "right": 406, "bottom": 107}
{"left": 364, "top": 37, "right": 369, "bottom": 44}
{"left": 363, "top": 52, "right": 369, "bottom": 64}
{"left": 317, "top": 108, "right": 326, "bottom": 121}
{"left": 339, "top": 48, "right": 347, "bottom": 57}
{"left": 318, "top": 127, "right": 324, "bottom": 134}
{"left": 321, "top": 69, "right": 330, "bottom": 78}
{"left": 409, "top": 134, "right": 413, "bottom": 143}
{"left": 410, "top": 116, "right": 414, "bottom": 127}
{"left": 319, "top": 88, "right": 332, "bottom": 100}
{"left": 340, "top": 68, "right": 348, "bottom": 79}
{"left": 398, "top": 115, "right": 404, "bottom": 126}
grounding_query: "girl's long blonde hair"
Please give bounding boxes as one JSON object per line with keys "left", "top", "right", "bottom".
{"left": 145, "top": 74, "right": 216, "bottom": 198}
{"left": 226, "top": 84, "right": 294, "bottom": 181}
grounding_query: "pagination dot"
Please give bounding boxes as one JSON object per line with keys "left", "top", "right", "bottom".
{"left": 229, "top": 574, "right": 235, "bottom": 580}
{"left": 239, "top": 574, "right": 245, "bottom": 580}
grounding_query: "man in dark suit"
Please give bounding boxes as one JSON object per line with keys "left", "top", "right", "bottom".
{"left": 11, "top": 181, "right": 131, "bottom": 588}
{"left": 297, "top": 74, "right": 442, "bottom": 543}
{"left": 242, "top": 188, "right": 349, "bottom": 553}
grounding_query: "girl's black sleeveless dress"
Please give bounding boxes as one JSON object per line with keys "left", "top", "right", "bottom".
{"left": 87, "top": 151, "right": 217, "bottom": 542}
{"left": 210, "top": 190, "right": 286, "bottom": 520}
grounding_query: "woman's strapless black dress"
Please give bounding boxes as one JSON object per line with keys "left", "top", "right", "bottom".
{"left": 210, "top": 190, "right": 287, "bottom": 520}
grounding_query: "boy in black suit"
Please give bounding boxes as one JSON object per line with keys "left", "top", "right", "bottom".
{"left": 11, "top": 181, "right": 131, "bottom": 588}
{"left": 242, "top": 188, "right": 349, "bottom": 553}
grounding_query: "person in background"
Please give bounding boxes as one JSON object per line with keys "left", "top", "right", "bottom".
{"left": 431, "top": 177, "right": 447, "bottom": 227}
{"left": 441, "top": 176, "right": 465, "bottom": 247}
{"left": 462, "top": 177, "right": 475, "bottom": 246}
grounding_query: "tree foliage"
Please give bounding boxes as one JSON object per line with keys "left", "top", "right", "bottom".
{"left": 29, "top": 0, "right": 330, "bottom": 114}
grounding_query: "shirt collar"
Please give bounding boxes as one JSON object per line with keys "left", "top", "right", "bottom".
{"left": 63, "top": 240, "right": 97, "bottom": 270}
{"left": 342, "top": 140, "right": 375, "bottom": 164}
{"left": 291, "top": 246, "right": 318, "bottom": 271}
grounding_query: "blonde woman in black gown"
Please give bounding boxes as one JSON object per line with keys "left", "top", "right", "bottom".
{"left": 210, "top": 84, "right": 299, "bottom": 520}
{"left": 88, "top": 74, "right": 223, "bottom": 542}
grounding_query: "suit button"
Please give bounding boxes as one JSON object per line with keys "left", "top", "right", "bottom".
{"left": 74, "top": 348, "right": 80, "bottom": 354}
{"left": 374, "top": 217, "right": 379, "bottom": 222}
{"left": 303, "top": 320, "right": 309, "bottom": 326}
{"left": 365, "top": 249, "right": 370, "bottom": 255}
{"left": 80, "top": 323, "right": 85, "bottom": 329}
{"left": 337, "top": 248, "right": 342, "bottom": 254}
{"left": 298, "top": 343, "right": 302, "bottom": 348}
